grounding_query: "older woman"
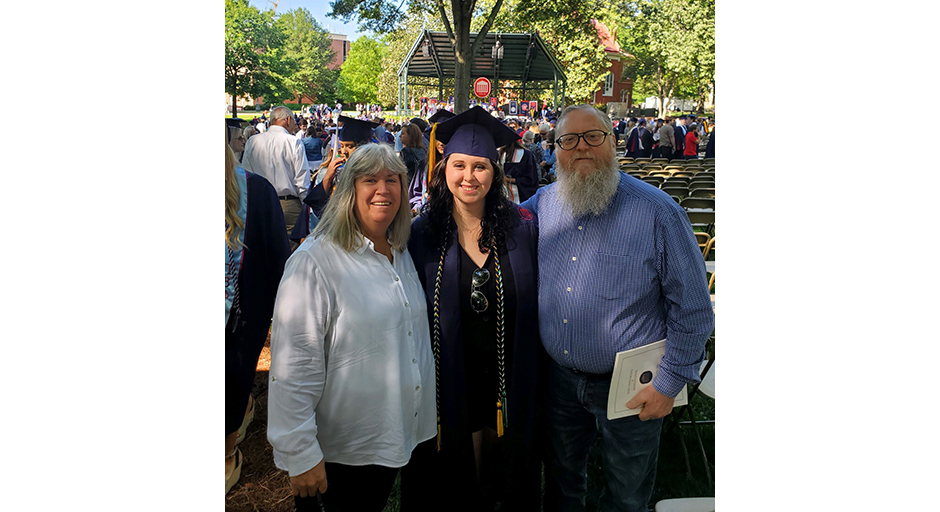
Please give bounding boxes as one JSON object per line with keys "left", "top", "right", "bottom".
{"left": 407, "top": 107, "right": 544, "bottom": 511}
{"left": 268, "top": 143, "right": 436, "bottom": 511}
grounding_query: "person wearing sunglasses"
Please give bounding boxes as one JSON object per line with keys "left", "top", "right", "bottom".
{"left": 407, "top": 106, "right": 544, "bottom": 511}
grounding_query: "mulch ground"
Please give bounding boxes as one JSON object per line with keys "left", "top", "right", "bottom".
{"left": 226, "top": 340, "right": 297, "bottom": 512}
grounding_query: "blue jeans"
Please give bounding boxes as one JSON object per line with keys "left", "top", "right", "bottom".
{"left": 544, "top": 358, "right": 663, "bottom": 512}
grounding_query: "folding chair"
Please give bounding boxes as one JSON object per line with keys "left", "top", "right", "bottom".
{"left": 685, "top": 210, "right": 715, "bottom": 234}
{"left": 663, "top": 176, "right": 691, "bottom": 186}
{"left": 634, "top": 157, "right": 652, "bottom": 164}
{"left": 702, "top": 237, "right": 715, "bottom": 260}
{"left": 701, "top": 158, "right": 716, "bottom": 166}
{"left": 670, "top": 170, "right": 695, "bottom": 178}
{"left": 620, "top": 164, "right": 641, "bottom": 171}
{"left": 688, "top": 182, "right": 715, "bottom": 192}
{"left": 664, "top": 165, "right": 685, "bottom": 172}
{"left": 681, "top": 197, "right": 715, "bottom": 211}
{"left": 641, "top": 164, "right": 663, "bottom": 172}
{"left": 694, "top": 232, "right": 712, "bottom": 254}
{"left": 648, "top": 170, "right": 672, "bottom": 177}
{"left": 642, "top": 176, "right": 665, "bottom": 187}
{"left": 626, "top": 171, "right": 648, "bottom": 178}
{"left": 661, "top": 186, "right": 689, "bottom": 198}
{"left": 690, "top": 188, "right": 715, "bottom": 198}
{"left": 617, "top": 157, "right": 634, "bottom": 164}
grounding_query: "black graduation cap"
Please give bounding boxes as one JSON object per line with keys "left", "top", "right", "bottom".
{"left": 409, "top": 117, "right": 429, "bottom": 132}
{"left": 225, "top": 118, "right": 243, "bottom": 129}
{"left": 427, "top": 109, "right": 455, "bottom": 124}
{"left": 434, "top": 106, "right": 520, "bottom": 162}
{"left": 338, "top": 116, "right": 379, "bottom": 142}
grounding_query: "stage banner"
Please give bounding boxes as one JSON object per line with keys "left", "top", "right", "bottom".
{"left": 448, "top": 96, "right": 455, "bottom": 105}
{"left": 429, "top": 98, "right": 438, "bottom": 108}
{"left": 509, "top": 101, "right": 518, "bottom": 115}
{"left": 529, "top": 101, "right": 538, "bottom": 112}
{"left": 490, "top": 97, "right": 498, "bottom": 108}
{"left": 520, "top": 101, "right": 530, "bottom": 116}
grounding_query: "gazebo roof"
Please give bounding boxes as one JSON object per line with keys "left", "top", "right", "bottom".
{"left": 398, "top": 30, "right": 567, "bottom": 84}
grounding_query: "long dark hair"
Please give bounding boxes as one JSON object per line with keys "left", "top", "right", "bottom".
{"left": 422, "top": 154, "right": 516, "bottom": 253}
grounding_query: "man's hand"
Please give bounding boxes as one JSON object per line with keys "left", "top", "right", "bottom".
{"left": 625, "top": 385, "right": 675, "bottom": 421}
{"left": 290, "top": 459, "right": 327, "bottom": 498}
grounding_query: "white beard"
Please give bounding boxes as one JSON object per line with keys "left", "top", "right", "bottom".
{"left": 555, "top": 152, "right": 620, "bottom": 217}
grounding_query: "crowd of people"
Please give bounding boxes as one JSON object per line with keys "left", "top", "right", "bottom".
{"left": 225, "top": 101, "right": 714, "bottom": 511}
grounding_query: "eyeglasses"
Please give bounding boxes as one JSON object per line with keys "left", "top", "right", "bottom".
{"left": 555, "top": 130, "right": 611, "bottom": 150}
{"left": 470, "top": 267, "right": 489, "bottom": 313}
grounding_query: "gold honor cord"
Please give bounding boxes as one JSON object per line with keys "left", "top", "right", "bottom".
{"left": 432, "top": 235, "right": 508, "bottom": 450}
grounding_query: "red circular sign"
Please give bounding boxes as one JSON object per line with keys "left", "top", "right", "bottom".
{"left": 473, "top": 77, "right": 491, "bottom": 98}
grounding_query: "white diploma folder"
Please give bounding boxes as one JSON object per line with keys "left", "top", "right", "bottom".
{"left": 607, "top": 339, "right": 688, "bottom": 420}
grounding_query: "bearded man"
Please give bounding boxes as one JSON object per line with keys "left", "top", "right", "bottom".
{"left": 521, "top": 104, "right": 713, "bottom": 512}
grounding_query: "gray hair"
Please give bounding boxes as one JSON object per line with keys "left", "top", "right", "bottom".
{"left": 312, "top": 143, "right": 411, "bottom": 252}
{"left": 270, "top": 106, "right": 293, "bottom": 123}
{"left": 557, "top": 104, "right": 615, "bottom": 150}
{"left": 522, "top": 130, "right": 535, "bottom": 144}
{"left": 538, "top": 123, "right": 551, "bottom": 133}
{"left": 243, "top": 125, "right": 258, "bottom": 138}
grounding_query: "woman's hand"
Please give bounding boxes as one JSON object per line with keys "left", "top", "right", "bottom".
{"left": 321, "top": 157, "right": 345, "bottom": 194}
{"left": 505, "top": 176, "right": 516, "bottom": 183}
{"left": 290, "top": 459, "right": 328, "bottom": 498}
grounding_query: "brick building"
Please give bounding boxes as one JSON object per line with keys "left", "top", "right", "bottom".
{"left": 590, "top": 19, "right": 635, "bottom": 106}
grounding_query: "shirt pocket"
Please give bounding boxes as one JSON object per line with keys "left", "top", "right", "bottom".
{"left": 589, "top": 252, "right": 644, "bottom": 300}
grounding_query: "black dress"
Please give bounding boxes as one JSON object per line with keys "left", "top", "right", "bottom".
{"left": 458, "top": 244, "right": 517, "bottom": 433}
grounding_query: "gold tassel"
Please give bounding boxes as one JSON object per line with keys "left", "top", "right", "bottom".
{"left": 496, "top": 400, "right": 504, "bottom": 438}
{"left": 436, "top": 416, "right": 442, "bottom": 451}
{"left": 426, "top": 122, "right": 440, "bottom": 187}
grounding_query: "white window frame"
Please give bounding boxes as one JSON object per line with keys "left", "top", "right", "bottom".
{"left": 603, "top": 72, "right": 614, "bottom": 97}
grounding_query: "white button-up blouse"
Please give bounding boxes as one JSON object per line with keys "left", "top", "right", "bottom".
{"left": 267, "top": 235, "right": 436, "bottom": 477}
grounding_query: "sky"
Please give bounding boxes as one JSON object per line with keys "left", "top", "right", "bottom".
{"left": 249, "top": 0, "right": 368, "bottom": 40}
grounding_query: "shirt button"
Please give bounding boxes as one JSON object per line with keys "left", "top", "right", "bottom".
{"left": 563, "top": 319, "right": 568, "bottom": 324}
{"left": 572, "top": 256, "right": 577, "bottom": 261}
{"left": 578, "top": 226, "right": 583, "bottom": 230}
{"left": 271, "top": 376, "right": 276, "bottom": 381}
{"left": 408, "top": 331, "right": 412, "bottom": 336}
{"left": 413, "top": 358, "right": 417, "bottom": 363}
{"left": 415, "top": 386, "right": 420, "bottom": 391}
{"left": 564, "top": 350, "right": 569, "bottom": 354}
{"left": 394, "top": 276, "right": 400, "bottom": 281}
{"left": 415, "top": 412, "right": 418, "bottom": 417}
{"left": 566, "top": 287, "right": 571, "bottom": 292}
{"left": 405, "top": 302, "right": 409, "bottom": 307}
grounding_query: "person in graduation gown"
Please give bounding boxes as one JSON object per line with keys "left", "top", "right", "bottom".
{"left": 291, "top": 116, "right": 379, "bottom": 241}
{"left": 406, "top": 106, "right": 546, "bottom": 511}
{"left": 225, "top": 132, "right": 290, "bottom": 494}
{"left": 639, "top": 120, "right": 655, "bottom": 158}
{"left": 500, "top": 137, "right": 541, "bottom": 203}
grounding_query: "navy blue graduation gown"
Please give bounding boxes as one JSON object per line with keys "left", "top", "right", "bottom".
{"left": 407, "top": 207, "right": 545, "bottom": 511}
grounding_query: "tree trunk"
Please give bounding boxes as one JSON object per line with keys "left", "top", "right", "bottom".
{"left": 452, "top": 6, "right": 472, "bottom": 113}
{"left": 232, "top": 93, "right": 238, "bottom": 119}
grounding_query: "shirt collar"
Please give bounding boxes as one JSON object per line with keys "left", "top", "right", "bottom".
{"left": 268, "top": 125, "right": 290, "bottom": 135}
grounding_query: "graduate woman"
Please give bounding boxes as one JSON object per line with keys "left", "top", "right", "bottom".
{"left": 406, "top": 107, "right": 545, "bottom": 511}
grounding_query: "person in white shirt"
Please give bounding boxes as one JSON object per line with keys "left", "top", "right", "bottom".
{"left": 267, "top": 143, "right": 436, "bottom": 511}
{"left": 240, "top": 106, "right": 311, "bottom": 250}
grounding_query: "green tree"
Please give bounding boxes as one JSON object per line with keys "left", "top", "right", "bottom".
{"left": 617, "top": 0, "right": 714, "bottom": 116}
{"left": 276, "top": 8, "right": 338, "bottom": 105}
{"left": 512, "top": 0, "right": 611, "bottom": 105}
{"left": 225, "top": 0, "right": 294, "bottom": 115}
{"left": 336, "top": 36, "right": 387, "bottom": 104}
{"left": 329, "top": 0, "right": 507, "bottom": 113}
{"left": 375, "top": 16, "right": 444, "bottom": 109}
